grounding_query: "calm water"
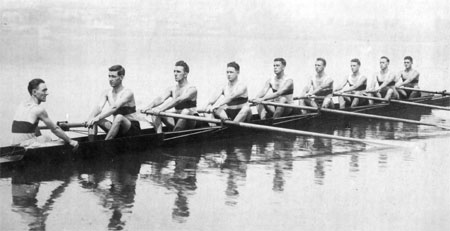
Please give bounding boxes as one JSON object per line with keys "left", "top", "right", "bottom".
{"left": 1, "top": 111, "right": 450, "bottom": 231}
{"left": 2, "top": 0, "right": 450, "bottom": 230}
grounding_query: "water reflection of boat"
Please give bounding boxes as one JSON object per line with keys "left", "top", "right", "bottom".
{"left": 139, "top": 147, "right": 200, "bottom": 223}
{"left": 76, "top": 153, "right": 141, "bottom": 230}
{"left": 3, "top": 160, "right": 73, "bottom": 230}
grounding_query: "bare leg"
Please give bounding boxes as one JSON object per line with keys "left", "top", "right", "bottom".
{"left": 299, "top": 99, "right": 308, "bottom": 114}
{"left": 233, "top": 105, "right": 252, "bottom": 122}
{"left": 350, "top": 92, "right": 362, "bottom": 108}
{"left": 174, "top": 109, "right": 197, "bottom": 131}
{"left": 257, "top": 104, "right": 268, "bottom": 120}
{"left": 105, "top": 115, "right": 132, "bottom": 140}
{"left": 384, "top": 88, "right": 394, "bottom": 100}
{"left": 151, "top": 115, "right": 163, "bottom": 133}
{"left": 322, "top": 96, "right": 333, "bottom": 108}
{"left": 410, "top": 86, "right": 421, "bottom": 98}
{"left": 338, "top": 96, "right": 346, "bottom": 109}
{"left": 397, "top": 89, "right": 407, "bottom": 99}
{"left": 309, "top": 99, "right": 319, "bottom": 108}
{"left": 273, "top": 97, "right": 292, "bottom": 118}
{"left": 213, "top": 107, "right": 229, "bottom": 120}
{"left": 97, "top": 118, "right": 112, "bottom": 133}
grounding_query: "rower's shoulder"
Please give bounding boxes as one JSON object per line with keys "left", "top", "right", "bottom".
{"left": 234, "top": 81, "right": 248, "bottom": 90}
{"left": 100, "top": 89, "right": 111, "bottom": 97}
{"left": 123, "top": 88, "right": 135, "bottom": 95}
{"left": 31, "top": 104, "right": 47, "bottom": 116}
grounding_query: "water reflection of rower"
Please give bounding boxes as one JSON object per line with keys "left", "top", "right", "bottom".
{"left": 218, "top": 141, "right": 252, "bottom": 206}
{"left": 143, "top": 148, "right": 200, "bottom": 223}
{"left": 253, "top": 135, "right": 295, "bottom": 192}
{"left": 8, "top": 162, "right": 72, "bottom": 230}
{"left": 77, "top": 154, "right": 140, "bottom": 230}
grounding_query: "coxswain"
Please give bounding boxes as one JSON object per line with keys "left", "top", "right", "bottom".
{"left": 11, "top": 78, "right": 79, "bottom": 149}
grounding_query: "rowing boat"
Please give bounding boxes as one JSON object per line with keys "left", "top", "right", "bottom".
{"left": 1, "top": 94, "right": 449, "bottom": 164}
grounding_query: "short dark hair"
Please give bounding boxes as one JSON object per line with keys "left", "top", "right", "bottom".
{"left": 227, "top": 61, "right": 240, "bottom": 71}
{"left": 274, "top": 58, "right": 286, "bottom": 66}
{"left": 404, "top": 56, "right": 413, "bottom": 63}
{"left": 109, "top": 65, "right": 125, "bottom": 76}
{"left": 28, "top": 78, "right": 45, "bottom": 95}
{"left": 316, "top": 57, "right": 327, "bottom": 66}
{"left": 350, "top": 58, "right": 361, "bottom": 66}
{"left": 175, "top": 60, "right": 190, "bottom": 73}
{"left": 380, "top": 56, "right": 390, "bottom": 63}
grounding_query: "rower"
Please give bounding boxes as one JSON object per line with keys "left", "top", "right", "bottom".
{"left": 252, "top": 58, "right": 294, "bottom": 119}
{"left": 299, "top": 57, "right": 334, "bottom": 114}
{"left": 396, "top": 56, "right": 421, "bottom": 99}
{"left": 334, "top": 58, "right": 368, "bottom": 109}
{"left": 11, "top": 78, "right": 79, "bottom": 149}
{"left": 204, "top": 62, "right": 252, "bottom": 122}
{"left": 369, "top": 56, "right": 400, "bottom": 103}
{"left": 87, "top": 65, "right": 141, "bottom": 140}
{"left": 142, "top": 60, "right": 198, "bottom": 133}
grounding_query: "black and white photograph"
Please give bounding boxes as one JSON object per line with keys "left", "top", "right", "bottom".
{"left": 1, "top": 0, "right": 450, "bottom": 230}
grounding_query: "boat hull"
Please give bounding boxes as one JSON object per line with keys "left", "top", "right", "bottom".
{"left": 1, "top": 95, "right": 449, "bottom": 164}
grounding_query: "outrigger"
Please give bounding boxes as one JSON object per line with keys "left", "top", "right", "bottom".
{"left": 1, "top": 91, "right": 449, "bottom": 164}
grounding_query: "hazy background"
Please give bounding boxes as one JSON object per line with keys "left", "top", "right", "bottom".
{"left": 1, "top": 0, "right": 450, "bottom": 145}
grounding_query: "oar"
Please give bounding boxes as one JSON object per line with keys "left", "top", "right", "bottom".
{"left": 397, "top": 87, "right": 450, "bottom": 96}
{"left": 252, "top": 100, "right": 450, "bottom": 130}
{"left": 145, "top": 111, "right": 410, "bottom": 147}
{"left": 335, "top": 93, "right": 450, "bottom": 111}
{"left": 293, "top": 96, "right": 325, "bottom": 100}
{"left": 39, "top": 122, "right": 87, "bottom": 130}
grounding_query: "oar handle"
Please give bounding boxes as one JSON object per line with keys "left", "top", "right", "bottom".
{"left": 293, "top": 96, "right": 325, "bottom": 100}
{"left": 397, "top": 87, "right": 450, "bottom": 96}
{"left": 39, "top": 121, "right": 87, "bottom": 131}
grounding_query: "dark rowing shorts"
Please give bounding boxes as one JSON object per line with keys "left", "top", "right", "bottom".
{"left": 399, "top": 87, "right": 421, "bottom": 99}
{"left": 117, "top": 120, "right": 141, "bottom": 138}
{"left": 225, "top": 108, "right": 241, "bottom": 120}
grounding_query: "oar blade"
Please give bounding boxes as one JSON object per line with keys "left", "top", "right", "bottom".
{"left": 0, "top": 155, "right": 24, "bottom": 163}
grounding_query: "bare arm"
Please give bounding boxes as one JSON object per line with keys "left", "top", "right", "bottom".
{"left": 310, "top": 78, "right": 333, "bottom": 95}
{"left": 396, "top": 71, "right": 419, "bottom": 87}
{"left": 253, "top": 80, "right": 271, "bottom": 99}
{"left": 366, "top": 74, "right": 378, "bottom": 91}
{"left": 87, "top": 90, "right": 108, "bottom": 121}
{"left": 216, "top": 84, "right": 247, "bottom": 107}
{"left": 344, "top": 76, "right": 367, "bottom": 92}
{"left": 36, "top": 108, "right": 77, "bottom": 147}
{"left": 93, "top": 89, "right": 134, "bottom": 121}
{"left": 142, "top": 88, "right": 172, "bottom": 112}
{"left": 377, "top": 73, "right": 396, "bottom": 89}
{"left": 159, "top": 86, "right": 197, "bottom": 112}
{"left": 205, "top": 87, "right": 224, "bottom": 108}
{"left": 260, "top": 79, "right": 293, "bottom": 101}
{"left": 334, "top": 77, "right": 349, "bottom": 92}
